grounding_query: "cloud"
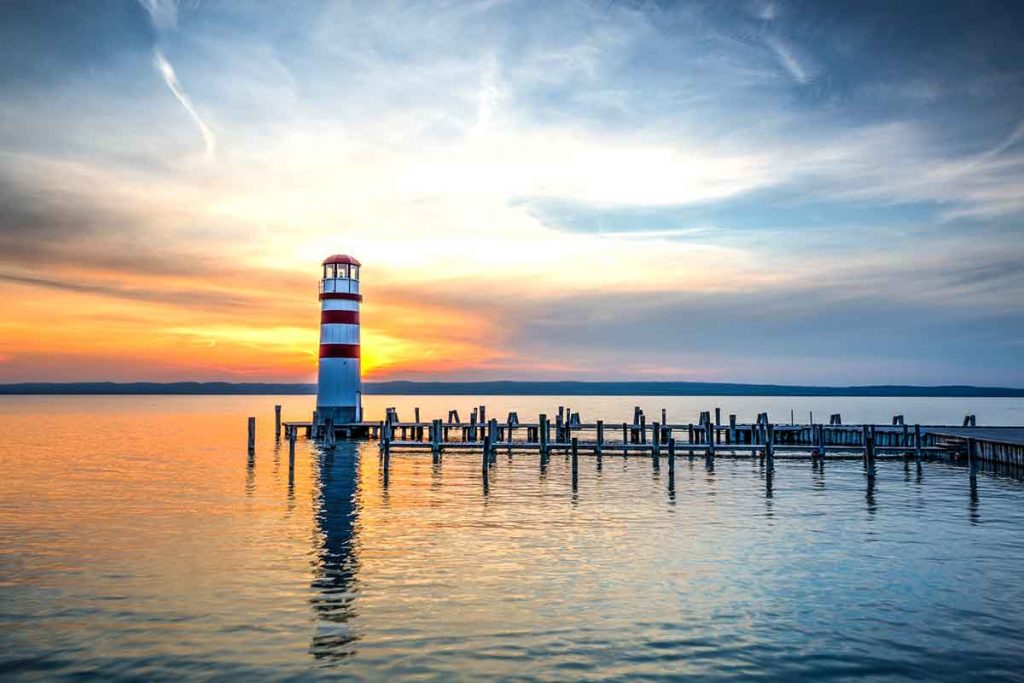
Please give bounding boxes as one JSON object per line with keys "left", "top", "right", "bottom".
{"left": 135, "top": 0, "right": 217, "bottom": 160}
{"left": 764, "top": 36, "right": 811, "bottom": 84}
{"left": 152, "top": 49, "right": 216, "bottom": 161}
{"left": 1, "top": 0, "right": 1023, "bottom": 383}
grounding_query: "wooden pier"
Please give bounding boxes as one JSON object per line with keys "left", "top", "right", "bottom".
{"left": 268, "top": 404, "right": 1024, "bottom": 472}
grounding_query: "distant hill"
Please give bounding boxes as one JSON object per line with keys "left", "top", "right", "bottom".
{"left": 1, "top": 381, "right": 1022, "bottom": 397}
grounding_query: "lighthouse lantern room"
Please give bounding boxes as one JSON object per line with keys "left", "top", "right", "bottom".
{"left": 316, "top": 254, "right": 362, "bottom": 425}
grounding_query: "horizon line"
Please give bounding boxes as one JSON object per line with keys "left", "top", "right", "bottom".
{"left": 1, "top": 380, "right": 1022, "bottom": 397}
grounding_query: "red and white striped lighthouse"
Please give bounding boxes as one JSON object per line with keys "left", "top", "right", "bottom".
{"left": 316, "top": 254, "right": 362, "bottom": 424}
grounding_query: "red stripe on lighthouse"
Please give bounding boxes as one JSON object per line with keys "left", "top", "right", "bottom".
{"left": 320, "top": 310, "right": 360, "bottom": 325}
{"left": 319, "top": 343, "right": 361, "bottom": 359}
{"left": 319, "top": 292, "right": 363, "bottom": 302}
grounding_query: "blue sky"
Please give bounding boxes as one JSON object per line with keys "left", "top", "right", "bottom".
{"left": 0, "top": 0, "right": 1021, "bottom": 384}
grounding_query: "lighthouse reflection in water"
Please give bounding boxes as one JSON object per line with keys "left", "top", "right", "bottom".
{"left": 309, "top": 441, "right": 359, "bottom": 660}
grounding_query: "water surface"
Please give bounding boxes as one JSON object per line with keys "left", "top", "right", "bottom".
{"left": 1, "top": 395, "right": 1023, "bottom": 680}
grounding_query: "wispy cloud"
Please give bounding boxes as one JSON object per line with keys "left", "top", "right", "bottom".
{"left": 152, "top": 49, "right": 216, "bottom": 160}
{"left": 764, "top": 36, "right": 810, "bottom": 84}
{"left": 137, "top": 0, "right": 216, "bottom": 160}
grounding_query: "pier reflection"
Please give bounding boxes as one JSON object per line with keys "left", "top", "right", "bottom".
{"left": 309, "top": 443, "right": 360, "bottom": 661}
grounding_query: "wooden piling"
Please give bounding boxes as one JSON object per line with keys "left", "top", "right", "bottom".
{"left": 967, "top": 437, "right": 977, "bottom": 479}
{"left": 668, "top": 437, "right": 676, "bottom": 477}
{"left": 705, "top": 421, "right": 715, "bottom": 467}
{"left": 596, "top": 420, "right": 604, "bottom": 455}
{"left": 247, "top": 417, "right": 255, "bottom": 452}
{"left": 539, "top": 414, "right": 549, "bottom": 458}
{"left": 652, "top": 422, "right": 661, "bottom": 458}
{"left": 274, "top": 405, "right": 281, "bottom": 440}
{"left": 288, "top": 427, "right": 296, "bottom": 463}
{"left": 861, "top": 424, "right": 869, "bottom": 470}
{"left": 914, "top": 424, "right": 922, "bottom": 465}
{"left": 864, "top": 428, "right": 876, "bottom": 477}
{"left": 481, "top": 433, "right": 489, "bottom": 478}
{"left": 766, "top": 424, "right": 775, "bottom": 473}
{"left": 489, "top": 419, "right": 499, "bottom": 463}
{"left": 571, "top": 437, "right": 579, "bottom": 489}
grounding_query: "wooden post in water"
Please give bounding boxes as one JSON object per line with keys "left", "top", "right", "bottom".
{"left": 914, "top": 424, "right": 922, "bottom": 466}
{"left": 596, "top": 420, "right": 604, "bottom": 456}
{"left": 668, "top": 437, "right": 676, "bottom": 478}
{"left": 639, "top": 413, "right": 647, "bottom": 445}
{"left": 288, "top": 426, "right": 296, "bottom": 464}
{"left": 539, "top": 414, "right": 549, "bottom": 459}
{"left": 651, "top": 422, "right": 661, "bottom": 471}
{"left": 481, "top": 430, "right": 489, "bottom": 479}
{"left": 431, "top": 419, "right": 442, "bottom": 461}
{"left": 967, "top": 437, "right": 978, "bottom": 479}
{"left": 861, "top": 424, "right": 870, "bottom": 471}
{"left": 766, "top": 424, "right": 775, "bottom": 473}
{"left": 571, "top": 437, "right": 579, "bottom": 490}
{"left": 247, "top": 417, "right": 256, "bottom": 453}
{"left": 864, "top": 428, "right": 876, "bottom": 477}
{"left": 705, "top": 421, "right": 715, "bottom": 467}
{"left": 274, "top": 405, "right": 282, "bottom": 440}
{"left": 490, "top": 419, "right": 500, "bottom": 463}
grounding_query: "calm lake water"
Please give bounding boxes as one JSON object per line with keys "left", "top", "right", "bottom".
{"left": 2, "top": 395, "right": 1024, "bottom": 681}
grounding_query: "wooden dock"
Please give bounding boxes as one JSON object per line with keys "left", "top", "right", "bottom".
{"left": 265, "top": 405, "right": 1023, "bottom": 473}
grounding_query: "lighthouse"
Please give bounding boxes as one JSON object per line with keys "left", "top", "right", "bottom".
{"left": 316, "top": 254, "right": 362, "bottom": 424}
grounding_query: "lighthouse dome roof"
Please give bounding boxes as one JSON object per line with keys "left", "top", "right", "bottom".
{"left": 322, "top": 254, "right": 361, "bottom": 266}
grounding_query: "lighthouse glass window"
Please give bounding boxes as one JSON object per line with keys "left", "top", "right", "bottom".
{"left": 350, "top": 266, "right": 359, "bottom": 281}
{"left": 336, "top": 264, "right": 349, "bottom": 279}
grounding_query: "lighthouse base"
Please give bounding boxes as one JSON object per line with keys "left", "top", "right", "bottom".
{"left": 314, "top": 405, "right": 360, "bottom": 426}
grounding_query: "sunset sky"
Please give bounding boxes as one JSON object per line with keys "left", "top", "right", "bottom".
{"left": 1, "top": 0, "right": 1022, "bottom": 385}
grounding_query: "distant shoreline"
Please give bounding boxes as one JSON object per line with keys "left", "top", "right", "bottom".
{"left": 1, "top": 381, "right": 1022, "bottom": 397}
